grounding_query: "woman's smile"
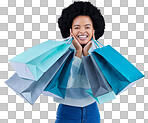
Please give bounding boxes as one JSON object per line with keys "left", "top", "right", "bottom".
{"left": 77, "top": 34, "right": 88, "bottom": 41}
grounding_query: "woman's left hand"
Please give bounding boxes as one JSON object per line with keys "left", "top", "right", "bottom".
{"left": 83, "top": 30, "right": 95, "bottom": 56}
{"left": 82, "top": 41, "right": 92, "bottom": 56}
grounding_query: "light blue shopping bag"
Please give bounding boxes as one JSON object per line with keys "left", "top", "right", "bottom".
{"left": 86, "top": 89, "right": 116, "bottom": 104}
{"left": 5, "top": 48, "right": 74, "bottom": 105}
{"left": 91, "top": 39, "right": 145, "bottom": 95}
{"left": 9, "top": 38, "right": 73, "bottom": 81}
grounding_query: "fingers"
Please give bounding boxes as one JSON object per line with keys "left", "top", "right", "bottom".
{"left": 70, "top": 29, "right": 82, "bottom": 51}
{"left": 92, "top": 30, "right": 95, "bottom": 40}
{"left": 88, "top": 42, "right": 92, "bottom": 50}
{"left": 70, "top": 28, "right": 71, "bottom": 33}
{"left": 88, "top": 41, "right": 92, "bottom": 48}
{"left": 87, "top": 41, "right": 92, "bottom": 45}
{"left": 70, "top": 29, "right": 72, "bottom": 37}
{"left": 70, "top": 31, "right": 78, "bottom": 43}
{"left": 84, "top": 41, "right": 92, "bottom": 49}
{"left": 70, "top": 29, "right": 75, "bottom": 44}
{"left": 82, "top": 41, "right": 92, "bottom": 56}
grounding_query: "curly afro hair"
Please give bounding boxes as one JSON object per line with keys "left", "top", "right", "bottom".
{"left": 58, "top": 1, "right": 105, "bottom": 40}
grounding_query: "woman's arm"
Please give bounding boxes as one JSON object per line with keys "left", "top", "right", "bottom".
{"left": 66, "top": 56, "right": 82, "bottom": 88}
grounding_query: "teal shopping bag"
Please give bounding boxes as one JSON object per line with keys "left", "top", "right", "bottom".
{"left": 91, "top": 39, "right": 145, "bottom": 95}
{"left": 86, "top": 89, "right": 116, "bottom": 104}
{"left": 9, "top": 38, "right": 73, "bottom": 81}
{"left": 43, "top": 48, "right": 74, "bottom": 99}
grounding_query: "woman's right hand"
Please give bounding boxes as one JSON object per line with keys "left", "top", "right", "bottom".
{"left": 70, "top": 29, "right": 82, "bottom": 51}
{"left": 70, "top": 29, "right": 82, "bottom": 58}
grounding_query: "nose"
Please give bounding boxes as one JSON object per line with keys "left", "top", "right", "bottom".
{"left": 79, "top": 27, "right": 86, "bottom": 33}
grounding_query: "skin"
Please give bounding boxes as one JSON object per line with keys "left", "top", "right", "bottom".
{"left": 69, "top": 15, "right": 96, "bottom": 58}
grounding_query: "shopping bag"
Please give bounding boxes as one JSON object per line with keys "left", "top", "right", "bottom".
{"left": 8, "top": 38, "right": 73, "bottom": 81}
{"left": 91, "top": 39, "right": 145, "bottom": 95}
{"left": 5, "top": 48, "right": 74, "bottom": 105}
{"left": 86, "top": 89, "right": 116, "bottom": 104}
{"left": 83, "top": 54, "right": 113, "bottom": 97}
{"left": 42, "top": 48, "right": 74, "bottom": 99}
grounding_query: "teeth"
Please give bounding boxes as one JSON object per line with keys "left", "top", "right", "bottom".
{"left": 78, "top": 36, "right": 87, "bottom": 38}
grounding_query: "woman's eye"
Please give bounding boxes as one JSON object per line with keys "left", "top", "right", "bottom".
{"left": 74, "top": 27, "right": 90, "bottom": 29}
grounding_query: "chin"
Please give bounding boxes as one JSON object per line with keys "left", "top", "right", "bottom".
{"left": 79, "top": 40, "right": 89, "bottom": 45}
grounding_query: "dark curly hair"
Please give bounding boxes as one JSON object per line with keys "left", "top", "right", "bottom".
{"left": 58, "top": 1, "right": 105, "bottom": 40}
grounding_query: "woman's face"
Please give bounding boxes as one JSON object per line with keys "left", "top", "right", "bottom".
{"left": 71, "top": 15, "right": 94, "bottom": 45}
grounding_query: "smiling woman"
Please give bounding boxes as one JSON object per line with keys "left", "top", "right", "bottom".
{"left": 54, "top": 1, "right": 105, "bottom": 123}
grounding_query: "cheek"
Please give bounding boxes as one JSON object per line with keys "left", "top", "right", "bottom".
{"left": 88, "top": 30, "right": 93, "bottom": 37}
{"left": 72, "top": 30, "right": 79, "bottom": 36}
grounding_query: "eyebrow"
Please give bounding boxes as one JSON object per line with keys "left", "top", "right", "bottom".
{"left": 73, "top": 24, "right": 91, "bottom": 27}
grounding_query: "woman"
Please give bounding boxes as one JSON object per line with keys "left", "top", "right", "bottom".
{"left": 54, "top": 1, "right": 105, "bottom": 123}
